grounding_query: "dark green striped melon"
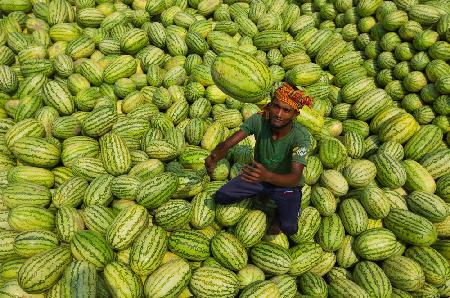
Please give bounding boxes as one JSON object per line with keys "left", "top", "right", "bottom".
{"left": 315, "top": 213, "right": 345, "bottom": 252}
{"left": 405, "top": 246, "right": 450, "bottom": 286}
{"left": 168, "top": 229, "right": 210, "bottom": 261}
{"left": 328, "top": 278, "right": 370, "bottom": 298}
{"left": 62, "top": 260, "right": 97, "bottom": 297}
{"left": 404, "top": 125, "right": 443, "bottom": 161}
{"left": 144, "top": 259, "right": 192, "bottom": 298}
{"left": 338, "top": 198, "right": 368, "bottom": 236}
{"left": 336, "top": 235, "right": 359, "bottom": 269}
{"left": 18, "top": 246, "right": 72, "bottom": 293}
{"left": 136, "top": 172, "right": 178, "bottom": 209}
{"left": 297, "top": 271, "right": 328, "bottom": 298}
{"left": 0, "top": 230, "right": 20, "bottom": 261}
{"left": 106, "top": 205, "right": 149, "bottom": 250}
{"left": 99, "top": 132, "right": 132, "bottom": 176}
{"left": 103, "top": 261, "right": 144, "bottom": 298}
{"left": 383, "top": 208, "right": 438, "bottom": 246}
{"left": 2, "top": 182, "right": 52, "bottom": 209}
{"left": 129, "top": 226, "right": 167, "bottom": 276}
{"left": 10, "top": 137, "right": 60, "bottom": 168}
{"left": 189, "top": 266, "right": 239, "bottom": 298}
{"left": 211, "top": 231, "right": 248, "bottom": 271}
{"left": 290, "top": 206, "right": 321, "bottom": 243}
{"left": 234, "top": 210, "right": 266, "bottom": 248}
{"left": 71, "top": 230, "right": 115, "bottom": 270}
{"left": 211, "top": 50, "right": 272, "bottom": 103}
{"left": 354, "top": 228, "right": 397, "bottom": 261}
{"left": 382, "top": 255, "right": 426, "bottom": 291}
{"left": 240, "top": 280, "right": 281, "bottom": 298}
{"left": 55, "top": 206, "right": 85, "bottom": 243}
{"left": 8, "top": 206, "right": 55, "bottom": 232}
{"left": 403, "top": 159, "right": 436, "bottom": 193}
{"left": 81, "top": 205, "right": 116, "bottom": 235}
{"left": 371, "top": 153, "right": 407, "bottom": 188}
{"left": 250, "top": 242, "right": 292, "bottom": 276}
{"left": 352, "top": 261, "right": 392, "bottom": 298}
{"left": 154, "top": 199, "right": 192, "bottom": 231}
{"left": 318, "top": 138, "right": 348, "bottom": 169}
{"left": 406, "top": 191, "right": 448, "bottom": 223}
{"left": 14, "top": 230, "right": 59, "bottom": 258}
{"left": 289, "top": 242, "right": 323, "bottom": 276}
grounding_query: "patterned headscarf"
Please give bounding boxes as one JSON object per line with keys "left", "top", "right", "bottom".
{"left": 259, "top": 82, "right": 313, "bottom": 119}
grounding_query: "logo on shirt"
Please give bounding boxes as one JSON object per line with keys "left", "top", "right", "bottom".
{"left": 293, "top": 146, "right": 307, "bottom": 156}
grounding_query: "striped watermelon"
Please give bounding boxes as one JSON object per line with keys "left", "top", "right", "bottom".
{"left": 8, "top": 206, "right": 55, "bottom": 232}
{"left": 211, "top": 50, "right": 272, "bottom": 103}
{"left": 315, "top": 213, "right": 345, "bottom": 252}
{"left": 406, "top": 191, "right": 448, "bottom": 223}
{"left": 382, "top": 255, "right": 425, "bottom": 291}
{"left": 71, "top": 230, "right": 115, "bottom": 270}
{"left": 168, "top": 229, "right": 210, "bottom": 261}
{"left": 99, "top": 132, "right": 132, "bottom": 176}
{"left": 234, "top": 210, "right": 266, "bottom": 248}
{"left": 250, "top": 242, "right": 292, "bottom": 276}
{"left": 103, "top": 261, "right": 144, "bottom": 298}
{"left": 154, "top": 199, "right": 192, "bottom": 231}
{"left": 2, "top": 182, "right": 51, "bottom": 209}
{"left": 18, "top": 246, "right": 72, "bottom": 293}
{"left": 354, "top": 228, "right": 397, "bottom": 261}
{"left": 328, "top": 278, "right": 370, "bottom": 298}
{"left": 405, "top": 246, "right": 450, "bottom": 286}
{"left": 144, "top": 259, "right": 192, "bottom": 298}
{"left": 189, "top": 266, "right": 239, "bottom": 298}
{"left": 55, "top": 206, "right": 84, "bottom": 243}
{"left": 211, "top": 231, "right": 248, "bottom": 271}
{"left": 383, "top": 208, "right": 438, "bottom": 246}
{"left": 338, "top": 198, "right": 368, "bottom": 236}
{"left": 352, "top": 261, "right": 392, "bottom": 298}
{"left": 0, "top": 230, "right": 19, "bottom": 261}
{"left": 297, "top": 271, "right": 328, "bottom": 298}
{"left": 289, "top": 242, "right": 323, "bottom": 276}
{"left": 236, "top": 264, "right": 265, "bottom": 289}
{"left": 129, "top": 226, "right": 167, "bottom": 276}
{"left": 240, "top": 280, "right": 281, "bottom": 298}
{"left": 336, "top": 235, "right": 360, "bottom": 269}
{"left": 62, "top": 260, "right": 97, "bottom": 297}
{"left": 81, "top": 205, "right": 116, "bottom": 235}
{"left": 14, "top": 230, "right": 59, "bottom": 258}
{"left": 106, "top": 205, "right": 149, "bottom": 250}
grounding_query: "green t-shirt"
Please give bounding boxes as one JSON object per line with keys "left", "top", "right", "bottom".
{"left": 240, "top": 114, "right": 311, "bottom": 175}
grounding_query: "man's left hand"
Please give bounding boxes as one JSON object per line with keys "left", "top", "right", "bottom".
{"left": 241, "top": 161, "right": 270, "bottom": 183}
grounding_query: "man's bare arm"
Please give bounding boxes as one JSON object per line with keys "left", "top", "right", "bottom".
{"left": 265, "top": 162, "right": 304, "bottom": 188}
{"left": 242, "top": 161, "right": 304, "bottom": 188}
{"left": 209, "top": 130, "right": 248, "bottom": 161}
{"left": 205, "top": 130, "right": 248, "bottom": 177}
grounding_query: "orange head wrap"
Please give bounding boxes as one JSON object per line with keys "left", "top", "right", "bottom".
{"left": 273, "top": 82, "right": 313, "bottom": 110}
{"left": 259, "top": 82, "right": 313, "bottom": 118}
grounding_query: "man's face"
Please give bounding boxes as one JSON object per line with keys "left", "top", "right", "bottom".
{"left": 268, "top": 99, "right": 298, "bottom": 128}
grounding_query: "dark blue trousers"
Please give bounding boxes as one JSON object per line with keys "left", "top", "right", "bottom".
{"left": 214, "top": 175, "right": 302, "bottom": 236}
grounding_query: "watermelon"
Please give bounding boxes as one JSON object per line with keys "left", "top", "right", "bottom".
{"left": 211, "top": 51, "right": 272, "bottom": 103}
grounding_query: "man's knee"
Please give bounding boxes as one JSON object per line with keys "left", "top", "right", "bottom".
{"left": 214, "top": 186, "right": 242, "bottom": 205}
{"left": 214, "top": 188, "right": 230, "bottom": 204}
{"left": 281, "top": 222, "right": 298, "bottom": 236}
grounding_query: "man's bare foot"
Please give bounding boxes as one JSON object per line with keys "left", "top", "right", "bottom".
{"left": 267, "top": 217, "right": 281, "bottom": 235}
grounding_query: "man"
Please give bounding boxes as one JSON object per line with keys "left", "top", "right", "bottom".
{"left": 205, "top": 82, "right": 312, "bottom": 236}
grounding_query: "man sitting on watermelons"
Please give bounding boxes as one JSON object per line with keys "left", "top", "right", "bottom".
{"left": 205, "top": 82, "right": 312, "bottom": 235}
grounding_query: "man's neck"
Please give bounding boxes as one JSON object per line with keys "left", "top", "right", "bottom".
{"left": 271, "top": 122, "right": 293, "bottom": 140}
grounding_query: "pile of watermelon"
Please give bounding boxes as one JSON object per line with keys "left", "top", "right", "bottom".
{"left": 0, "top": 0, "right": 449, "bottom": 296}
